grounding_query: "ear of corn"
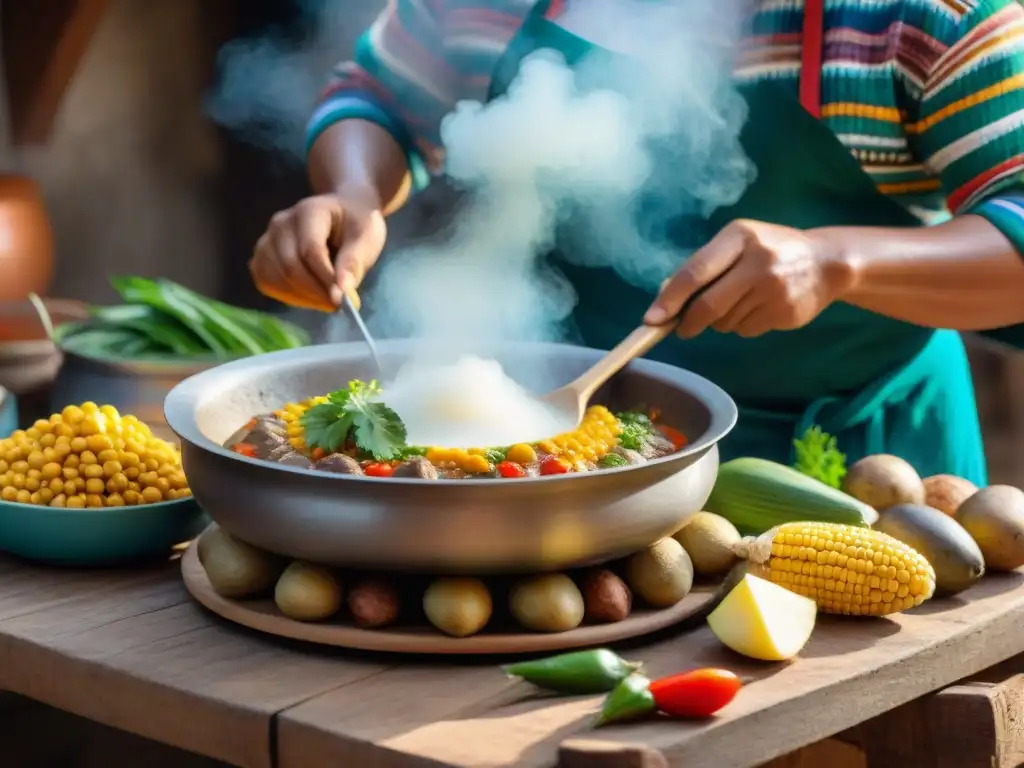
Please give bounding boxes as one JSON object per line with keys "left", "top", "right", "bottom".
{"left": 736, "top": 521, "right": 936, "bottom": 616}
{"left": 707, "top": 457, "right": 879, "bottom": 535}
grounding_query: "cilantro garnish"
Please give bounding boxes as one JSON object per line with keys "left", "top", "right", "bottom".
{"left": 616, "top": 411, "right": 654, "bottom": 451}
{"left": 793, "top": 425, "right": 847, "bottom": 489}
{"left": 300, "top": 380, "right": 408, "bottom": 460}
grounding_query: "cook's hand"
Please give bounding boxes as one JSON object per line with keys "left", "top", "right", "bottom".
{"left": 249, "top": 193, "right": 387, "bottom": 312}
{"left": 644, "top": 220, "right": 855, "bottom": 338}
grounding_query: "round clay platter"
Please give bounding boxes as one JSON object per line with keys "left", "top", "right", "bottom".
{"left": 181, "top": 540, "right": 720, "bottom": 655}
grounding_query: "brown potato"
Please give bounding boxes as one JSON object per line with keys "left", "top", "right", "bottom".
{"left": 923, "top": 474, "right": 979, "bottom": 517}
{"left": 347, "top": 578, "right": 401, "bottom": 628}
{"left": 582, "top": 569, "right": 632, "bottom": 623}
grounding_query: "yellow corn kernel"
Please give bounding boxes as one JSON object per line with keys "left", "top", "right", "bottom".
{"left": 536, "top": 406, "right": 617, "bottom": 465}
{"left": 462, "top": 455, "right": 492, "bottom": 474}
{"left": 738, "top": 522, "right": 936, "bottom": 617}
{"left": 504, "top": 443, "right": 537, "bottom": 464}
{"left": 425, "top": 447, "right": 448, "bottom": 464}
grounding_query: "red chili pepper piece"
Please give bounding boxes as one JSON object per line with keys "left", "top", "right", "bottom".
{"left": 232, "top": 442, "right": 258, "bottom": 458}
{"left": 539, "top": 456, "right": 571, "bottom": 476}
{"left": 658, "top": 425, "right": 688, "bottom": 450}
{"left": 364, "top": 463, "right": 395, "bottom": 478}
{"left": 497, "top": 461, "right": 527, "bottom": 478}
{"left": 648, "top": 668, "right": 742, "bottom": 718}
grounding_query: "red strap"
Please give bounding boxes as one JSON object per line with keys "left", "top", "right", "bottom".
{"left": 544, "top": 0, "right": 565, "bottom": 19}
{"left": 800, "top": 0, "right": 824, "bottom": 118}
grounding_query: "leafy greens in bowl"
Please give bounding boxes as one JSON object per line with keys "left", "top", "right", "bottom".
{"left": 56, "top": 277, "right": 309, "bottom": 361}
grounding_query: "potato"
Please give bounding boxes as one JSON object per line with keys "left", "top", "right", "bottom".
{"left": 923, "top": 474, "right": 978, "bottom": 517}
{"left": 347, "top": 578, "right": 400, "bottom": 628}
{"left": 843, "top": 455, "right": 925, "bottom": 511}
{"left": 509, "top": 574, "right": 585, "bottom": 633}
{"left": 423, "top": 578, "right": 492, "bottom": 637}
{"left": 201, "top": 527, "right": 282, "bottom": 599}
{"left": 624, "top": 538, "right": 694, "bottom": 607}
{"left": 196, "top": 525, "right": 220, "bottom": 566}
{"left": 956, "top": 485, "right": 1024, "bottom": 571}
{"left": 274, "top": 562, "right": 343, "bottom": 621}
{"left": 674, "top": 512, "right": 740, "bottom": 575}
{"left": 581, "top": 569, "right": 632, "bottom": 623}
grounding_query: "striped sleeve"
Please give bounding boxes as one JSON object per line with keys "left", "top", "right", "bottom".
{"left": 307, "top": 1, "right": 525, "bottom": 195}
{"left": 907, "top": 0, "right": 1024, "bottom": 255}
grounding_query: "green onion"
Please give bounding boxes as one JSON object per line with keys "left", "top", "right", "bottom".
{"left": 57, "top": 276, "right": 309, "bottom": 360}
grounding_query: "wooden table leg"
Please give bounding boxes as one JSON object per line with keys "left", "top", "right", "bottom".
{"left": 558, "top": 739, "right": 668, "bottom": 768}
{"left": 927, "top": 678, "right": 1024, "bottom": 768}
{"left": 853, "top": 674, "right": 1024, "bottom": 768}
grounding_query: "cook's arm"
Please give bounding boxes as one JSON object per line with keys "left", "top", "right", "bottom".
{"left": 824, "top": 214, "right": 1024, "bottom": 330}
{"left": 305, "top": 1, "right": 504, "bottom": 212}
{"left": 825, "top": 0, "right": 1024, "bottom": 331}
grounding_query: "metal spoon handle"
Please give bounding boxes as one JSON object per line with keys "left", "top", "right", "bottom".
{"left": 342, "top": 290, "right": 384, "bottom": 379}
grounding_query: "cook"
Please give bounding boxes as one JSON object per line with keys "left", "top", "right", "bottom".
{"left": 249, "top": 0, "right": 1024, "bottom": 486}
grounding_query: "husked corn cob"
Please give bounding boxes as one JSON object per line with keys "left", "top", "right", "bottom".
{"left": 276, "top": 397, "right": 327, "bottom": 452}
{"left": 536, "top": 406, "right": 621, "bottom": 466}
{"left": 736, "top": 522, "right": 936, "bottom": 616}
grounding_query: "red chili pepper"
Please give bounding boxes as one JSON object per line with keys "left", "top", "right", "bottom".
{"left": 364, "top": 463, "right": 395, "bottom": 478}
{"left": 648, "top": 669, "right": 741, "bottom": 718}
{"left": 232, "top": 442, "right": 258, "bottom": 458}
{"left": 539, "top": 456, "right": 571, "bottom": 476}
{"left": 497, "top": 461, "right": 527, "bottom": 478}
{"left": 658, "top": 425, "right": 688, "bottom": 450}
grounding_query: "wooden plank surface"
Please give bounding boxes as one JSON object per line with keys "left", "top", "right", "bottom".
{"left": 0, "top": 555, "right": 389, "bottom": 768}
{"left": 278, "top": 571, "right": 1024, "bottom": 768}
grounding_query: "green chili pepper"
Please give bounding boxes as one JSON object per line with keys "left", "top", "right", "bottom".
{"left": 596, "top": 674, "right": 656, "bottom": 726}
{"left": 502, "top": 649, "right": 642, "bottom": 694}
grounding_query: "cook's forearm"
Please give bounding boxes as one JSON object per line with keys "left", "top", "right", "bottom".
{"left": 820, "top": 215, "right": 1024, "bottom": 330}
{"left": 308, "top": 120, "right": 413, "bottom": 215}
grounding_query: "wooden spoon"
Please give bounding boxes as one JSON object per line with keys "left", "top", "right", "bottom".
{"left": 539, "top": 316, "right": 680, "bottom": 427}
{"left": 539, "top": 277, "right": 711, "bottom": 426}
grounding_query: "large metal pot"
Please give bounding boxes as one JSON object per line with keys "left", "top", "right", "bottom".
{"left": 165, "top": 341, "right": 737, "bottom": 573}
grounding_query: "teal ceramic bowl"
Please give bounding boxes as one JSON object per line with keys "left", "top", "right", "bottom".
{"left": 0, "top": 495, "right": 209, "bottom": 565}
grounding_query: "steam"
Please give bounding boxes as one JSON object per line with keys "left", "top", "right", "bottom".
{"left": 208, "top": 0, "right": 756, "bottom": 358}
{"left": 205, "top": 0, "right": 358, "bottom": 159}
{"left": 369, "top": 0, "right": 755, "bottom": 350}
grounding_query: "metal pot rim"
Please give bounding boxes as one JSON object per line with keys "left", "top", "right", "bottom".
{"left": 165, "top": 340, "right": 738, "bottom": 488}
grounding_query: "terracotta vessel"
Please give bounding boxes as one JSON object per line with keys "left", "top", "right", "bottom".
{"left": 0, "top": 175, "right": 53, "bottom": 301}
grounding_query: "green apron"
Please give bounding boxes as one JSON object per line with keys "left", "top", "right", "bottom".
{"left": 488, "top": 0, "right": 989, "bottom": 485}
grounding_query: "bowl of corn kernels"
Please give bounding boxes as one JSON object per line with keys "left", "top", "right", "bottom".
{"left": 0, "top": 402, "right": 207, "bottom": 564}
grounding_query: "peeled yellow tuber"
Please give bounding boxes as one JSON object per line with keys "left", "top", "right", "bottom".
{"left": 707, "top": 573, "right": 817, "bottom": 661}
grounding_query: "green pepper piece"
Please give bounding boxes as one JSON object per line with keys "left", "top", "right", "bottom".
{"left": 595, "top": 674, "right": 656, "bottom": 726}
{"left": 502, "top": 649, "right": 642, "bottom": 694}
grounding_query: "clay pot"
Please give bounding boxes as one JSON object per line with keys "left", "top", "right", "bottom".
{"left": 0, "top": 175, "right": 53, "bottom": 302}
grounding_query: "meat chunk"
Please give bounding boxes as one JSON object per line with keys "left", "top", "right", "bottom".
{"left": 392, "top": 456, "right": 439, "bottom": 480}
{"left": 243, "top": 425, "right": 287, "bottom": 458}
{"left": 612, "top": 446, "right": 646, "bottom": 465}
{"left": 639, "top": 434, "right": 675, "bottom": 460}
{"left": 266, "top": 444, "right": 312, "bottom": 468}
{"left": 314, "top": 454, "right": 364, "bottom": 475}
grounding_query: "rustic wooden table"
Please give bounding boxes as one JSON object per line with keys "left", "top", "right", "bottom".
{"left": 1, "top": 553, "right": 1024, "bottom": 768}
